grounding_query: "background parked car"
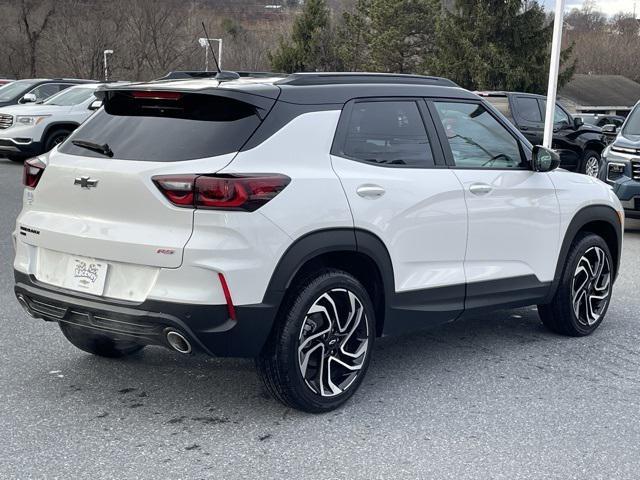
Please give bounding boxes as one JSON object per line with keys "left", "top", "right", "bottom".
{"left": 478, "top": 91, "right": 608, "bottom": 177}
{"left": 577, "top": 113, "right": 626, "bottom": 129}
{"left": 0, "top": 83, "right": 107, "bottom": 162}
{"left": 598, "top": 100, "right": 640, "bottom": 220}
{"left": 0, "top": 78, "right": 14, "bottom": 87}
{"left": 0, "top": 78, "right": 96, "bottom": 109}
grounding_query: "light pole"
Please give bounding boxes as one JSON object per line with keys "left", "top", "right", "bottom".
{"left": 542, "top": 0, "right": 566, "bottom": 148}
{"left": 103, "top": 49, "right": 114, "bottom": 82}
{"left": 198, "top": 38, "right": 222, "bottom": 71}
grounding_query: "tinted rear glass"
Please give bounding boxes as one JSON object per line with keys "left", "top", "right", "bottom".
{"left": 514, "top": 97, "right": 542, "bottom": 122}
{"left": 341, "top": 100, "right": 434, "bottom": 166}
{"left": 60, "top": 92, "right": 262, "bottom": 161}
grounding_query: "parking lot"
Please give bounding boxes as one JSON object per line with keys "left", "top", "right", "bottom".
{"left": 1, "top": 157, "right": 640, "bottom": 479}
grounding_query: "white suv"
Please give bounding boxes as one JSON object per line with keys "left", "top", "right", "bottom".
{"left": 13, "top": 73, "right": 624, "bottom": 412}
{"left": 0, "top": 84, "right": 103, "bottom": 162}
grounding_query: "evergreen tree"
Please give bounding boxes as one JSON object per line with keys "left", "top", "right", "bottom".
{"left": 269, "top": 0, "right": 337, "bottom": 72}
{"left": 337, "top": 0, "right": 441, "bottom": 73}
{"left": 431, "top": 0, "right": 575, "bottom": 93}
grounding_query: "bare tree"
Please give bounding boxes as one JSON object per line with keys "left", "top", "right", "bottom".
{"left": 19, "top": 0, "right": 56, "bottom": 77}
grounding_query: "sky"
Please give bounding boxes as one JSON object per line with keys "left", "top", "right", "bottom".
{"left": 547, "top": 0, "right": 640, "bottom": 15}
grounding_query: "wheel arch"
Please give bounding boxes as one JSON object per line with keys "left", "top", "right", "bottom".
{"left": 262, "top": 228, "right": 394, "bottom": 337}
{"left": 545, "top": 205, "right": 622, "bottom": 303}
{"left": 583, "top": 140, "right": 605, "bottom": 155}
{"left": 42, "top": 121, "right": 80, "bottom": 143}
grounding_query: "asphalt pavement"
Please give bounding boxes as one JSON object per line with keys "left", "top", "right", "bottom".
{"left": 1, "top": 157, "right": 640, "bottom": 479}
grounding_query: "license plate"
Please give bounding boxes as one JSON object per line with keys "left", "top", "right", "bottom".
{"left": 66, "top": 256, "right": 109, "bottom": 296}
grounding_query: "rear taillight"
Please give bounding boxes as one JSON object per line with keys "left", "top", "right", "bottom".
{"left": 23, "top": 158, "right": 45, "bottom": 189}
{"left": 153, "top": 174, "right": 290, "bottom": 212}
{"left": 152, "top": 175, "right": 196, "bottom": 206}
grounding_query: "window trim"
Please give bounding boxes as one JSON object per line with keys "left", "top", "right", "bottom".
{"left": 427, "top": 98, "right": 531, "bottom": 171}
{"left": 330, "top": 97, "right": 445, "bottom": 169}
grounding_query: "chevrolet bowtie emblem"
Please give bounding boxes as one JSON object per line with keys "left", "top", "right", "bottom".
{"left": 74, "top": 176, "right": 99, "bottom": 189}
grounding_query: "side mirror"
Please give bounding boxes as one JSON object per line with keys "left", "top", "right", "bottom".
{"left": 20, "top": 93, "right": 37, "bottom": 104}
{"left": 602, "top": 124, "right": 618, "bottom": 135}
{"left": 532, "top": 145, "right": 560, "bottom": 172}
{"left": 573, "top": 117, "right": 584, "bottom": 128}
{"left": 88, "top": 100, "right": 103, "bottom": 111}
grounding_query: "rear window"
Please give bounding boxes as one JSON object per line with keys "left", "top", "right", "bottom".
{"left": 60, "top": 91, "right": 262, "bottom": 161}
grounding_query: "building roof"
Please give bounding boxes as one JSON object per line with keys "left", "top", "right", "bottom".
{"left": 559, "top": 74, "right": 640, "bottom": 108}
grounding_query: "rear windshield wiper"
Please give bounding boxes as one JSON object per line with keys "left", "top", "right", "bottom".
{"left": 71, "top": 139, "right": 114, "bottom": 158}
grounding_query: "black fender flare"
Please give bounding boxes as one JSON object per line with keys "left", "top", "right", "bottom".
{"left": 544, "top": 204, "right": 622, "bottom": 303}
{"left": 261, "top": 227, "right": 395, "bottom": 311}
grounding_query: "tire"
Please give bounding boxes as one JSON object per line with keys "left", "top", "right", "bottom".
{"left": 581, "top": 149, "right": 601, "bottom": 177}
{"left": 59, "top": 322, "right": 144, "bottom": 358}
{"left": 538, "top": 233, "right": 613, "bottom": 336}
{"left": 44, "top": 128, "right": 72, "bottom": 152}
{"left": 256, "top": 268, "right": 375, "bottom": 413}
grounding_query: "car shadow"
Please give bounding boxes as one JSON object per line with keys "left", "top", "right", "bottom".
{"left": 27, "top": 305, "right": 560, "bottom": 424}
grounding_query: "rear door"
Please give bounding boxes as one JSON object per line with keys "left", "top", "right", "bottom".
{"left": 331, "top": 98, "right": 468, "bottom": 331}
{"left": 511, "top": 95, "right": 544, "bottom": 145}
{"left": 429, "top": 99, "right": 560, "bottom": 310}
{"left": 17, "top": 89, "right": 271, "bottom": 296}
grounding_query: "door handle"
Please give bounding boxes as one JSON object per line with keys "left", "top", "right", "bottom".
{"left": 469, "top": 183, "right": 493, "bottom": 196}
{"left": 356, "top": 184, "right": 385, "bottom": 198}
{"left": 521, "top": 126, "right": 529, "bottom": 131}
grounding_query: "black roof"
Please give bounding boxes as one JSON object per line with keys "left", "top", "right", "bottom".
{"left": 277, "top": 83, "right": 473, "bottom": 105}
{"left": 277, "top": 72, "right": 457, "bottom": 87}
{"left": 275, "top": 72, "right": 466, "bottom": 104}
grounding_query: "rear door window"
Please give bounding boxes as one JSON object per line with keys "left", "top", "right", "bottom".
{"left": 60, "top": 92, "right": 263, "bottom": 161}
{"left": 514, "top": 96, "right": 542, "bottom": 122}
{"left": 339, "top": 100, "right": 435, "bottom": 167}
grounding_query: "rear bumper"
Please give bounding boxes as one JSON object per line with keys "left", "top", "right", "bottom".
{"left": 14, "top": 270, "right": 278, "bottom": 357}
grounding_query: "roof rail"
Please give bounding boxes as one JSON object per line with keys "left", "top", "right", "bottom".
{"left": 277, "top": 72, "right": 458, "bottom": 87}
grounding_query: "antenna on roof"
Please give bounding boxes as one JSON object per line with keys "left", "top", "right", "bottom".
{"left": 201, "top": 22, "right": 239, "bottom": 81}
{"left": 201, "top": 22, "right": 221, "bottom": 74}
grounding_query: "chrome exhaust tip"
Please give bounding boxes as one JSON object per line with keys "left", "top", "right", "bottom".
{"left": 16, "top": 294, "right": 41, "bottom": 319}
{"left": 166, "top": 330, "right": 192, "bottom": 354}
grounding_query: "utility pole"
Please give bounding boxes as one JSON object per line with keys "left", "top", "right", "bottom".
{"left": 543, "top": 0, "right": 566, "bottom": 148}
